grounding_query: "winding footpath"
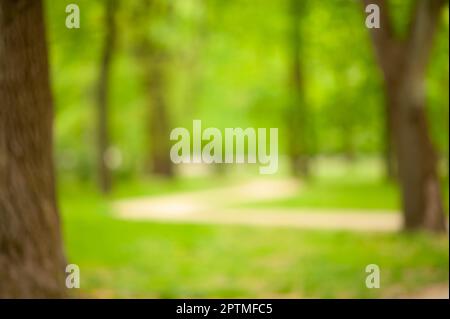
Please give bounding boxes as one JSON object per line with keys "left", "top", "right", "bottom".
{"left": 113, "top": 178, "right": 401, "bottom": 232}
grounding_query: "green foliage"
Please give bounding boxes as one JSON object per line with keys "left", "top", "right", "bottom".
{"left": 45, "top": 0, "right": 449, "bottom": 180}
{"left": 43, "top": 1, "right": 449, "bottom": 298}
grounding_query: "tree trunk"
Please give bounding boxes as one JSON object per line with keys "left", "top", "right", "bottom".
{"left": 0, "top": 0, "right": 67, "bottom": 297}
{"left": 390, "top": 77, "right": 446, "bottom": 231}
{"left": 287, "top": 0, "right": 309, "bottom": 178}
{"left": 97, "top": 0, "right": 117, "bottom": 194}
{"left": 146, "top": 49, "right": 174, "bottom": 177}
{"left": 364, "top": 0, "right": 447, "bottom": 232}
{"left": 383, "top": 97, "right": 397, "bottom": 181}
{"left": 132, "top": 1, "right": 174, "bottom": 178}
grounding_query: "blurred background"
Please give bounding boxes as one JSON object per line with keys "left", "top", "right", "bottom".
{"left": 45, "top": 0, "right": 448, "bottom": 298}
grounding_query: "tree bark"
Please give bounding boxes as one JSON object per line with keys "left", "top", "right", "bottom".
{"left": 0, "top": 0, "right": 67, "bottom": 297}
{"left": 97, "top": 0, "right": 117, "bottom": 194}
{"left": 365, "top": 0, "right": 447, "bottom": 232}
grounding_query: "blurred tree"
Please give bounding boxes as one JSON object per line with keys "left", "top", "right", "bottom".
{"left": 132, "top": 0, "right": 174, "bottom": 177}
{"left": 364, "top": 0, "right": 447, "bottom": 232}
{"left": 97, "top": 0, "right": 118, "bottom": 194}
{"left": 286, "top": 0, "right": 310, "bottom": 177}
{"left": 0, "top": 0, "right": 66, "bottom": 297}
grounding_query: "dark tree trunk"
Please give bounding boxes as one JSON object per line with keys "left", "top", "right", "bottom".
{"left": 97, "top": 0, "right": 117, "bottom": 194}
{"left": 132, "top": 1, "right": 174, "bottom": 178}
{"left": 131, "top": 1, "right": 174, "bottom": 178}
{"left": 146, "top": 48, "right": 174, "bottom": 177}
{"left": 390, "top": 77, "right": 446, "bottom": 231}
{"left": 287, "top": 0, "right": 309, "bottom": 178}
{"left": 383, "top": 97, "right": 397, "bottom": 180}
{"left": 0, "top": 0, "right": 67, "bottom": 297}
{"left": 365, "top": 0, "right": 447, "bottom": 232}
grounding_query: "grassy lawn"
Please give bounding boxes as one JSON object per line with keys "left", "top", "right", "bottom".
{"left": 112, "top": 175, "right": 234, "bottom": 199}
{"left": 242, "top": 178, "right": 401, "bottom": 211}
{"left": 60, "top": 180, "right": 449, "bottom": 298}
{"left": 243, "top": 178, "right": 449, "bottom": 212}
{"left": 240, "top": 158, "right": 449, "bottom": 212}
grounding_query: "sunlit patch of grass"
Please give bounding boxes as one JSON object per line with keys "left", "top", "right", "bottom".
{"left": 241, "top": 157, "right": 448, "bottom": 211}
{"left": 243, "top": 178, "right": 400, "bottom": 211}
{"left": 111, "top": 175, "right": 233, "bottom": 199}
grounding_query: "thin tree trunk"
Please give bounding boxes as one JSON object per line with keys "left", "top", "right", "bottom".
{"left": 131, "top": 1, "right": 174, "bottom": 178}
{"left": 146, "top": 49, "right": 174, "bottom": 177}
{"left": 0, "top": 0, "right": 67, "bottom": 297}
{"left": 383, "top": 97, "right": 396, "bottom": 180}
{"left": 364, "top": 0, "right": 447, "bottom": 232}
{"left": 97, "top": 0, "right": 117, "bottom": 194}
{"left": 287, "top": 0, "right": 309, "bottom": 178}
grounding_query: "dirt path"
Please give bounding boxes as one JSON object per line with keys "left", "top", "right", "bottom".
{"left": 113, "top": 178, "right": 401, "bottom": 232}
{"left": 401, "top": 283, "right": 449, "bottom": 299}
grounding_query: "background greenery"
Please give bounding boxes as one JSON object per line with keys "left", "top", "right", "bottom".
{"left": 44, "top": 0, "right": 448, "bottom": 298}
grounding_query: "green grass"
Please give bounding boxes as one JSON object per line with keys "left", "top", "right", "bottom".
{"left": 239, "top": 157, "right": 449, "bottom": 211}
{"left": 242, "top": 178, "right": 448, "bottom": 212}
{"left": 243, "top": 178, "right": 401, "bottom": 211}
{"left": 111, "top": 175, "right": 233, "bottom": 199}
{"left": 58, "top": 174, "right": 234, "bottom": 200}
{"left": 60, "top": 180, "right": 449, "bottom": 298}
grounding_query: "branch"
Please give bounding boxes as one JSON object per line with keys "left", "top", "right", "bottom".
{"left": 363, "top": 0, "right": 396, "bottom": 73}
{"left": 405, "top": 0, "right": 446, "bottom": 75}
